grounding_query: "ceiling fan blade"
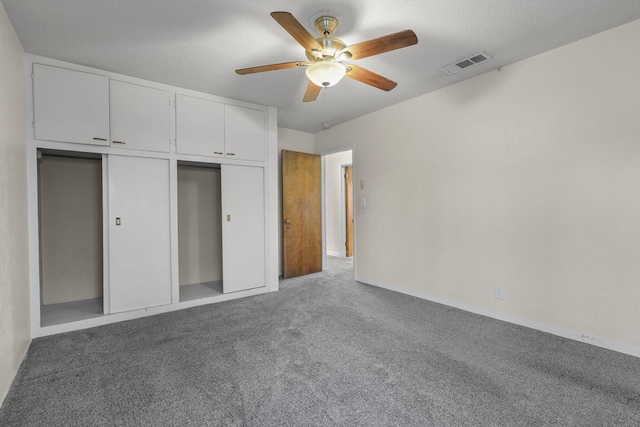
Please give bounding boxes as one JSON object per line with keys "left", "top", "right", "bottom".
{"left": 345, "top": 65, "right": 398, "bottom": 91}
{"left": 236, "top": 61, "right": 308, "bottom": 75}
{"left": 271, "top": 12, "right": 323, "bottom": 52}
{"left": 343, "top": 30, "right": 418, "bottom": 60}
{"left": 303, "top": 80, "right": 322, "bottom": 102}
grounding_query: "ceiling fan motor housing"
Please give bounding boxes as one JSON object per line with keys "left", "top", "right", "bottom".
{"left": 305, "top": 37, "right": 346, "bottom": 61}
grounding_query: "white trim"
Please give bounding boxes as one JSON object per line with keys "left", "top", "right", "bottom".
{"left": 321, "top": 155, "right": 327, "bottom": 270}
{"left": 356, "top": 276, "right": 640, "bottom": 358}
{"left": 326, "top": 251, "right": 341, "bottom": 257}
{"left": 32, "top": 286, "right": 271, "bottom": 338}
{"left": 266, "top": 107, "right": 279, "bottom": 292}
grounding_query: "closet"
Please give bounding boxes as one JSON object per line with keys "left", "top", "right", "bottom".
{"left": 27, "top": 55, "right": 276, "bottom": 336}
{"left": 177, "top": 162, "right": 223, "bottom": 301}
{"left": 177, "top": 163, "right": 266, "bottom": 298}
{"left": 38, "top": 151, "right": 104, "bottom": 326}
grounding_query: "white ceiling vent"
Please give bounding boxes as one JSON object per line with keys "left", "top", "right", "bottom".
{"left": 440, "top": 52, "right": 493, "bottom": 75}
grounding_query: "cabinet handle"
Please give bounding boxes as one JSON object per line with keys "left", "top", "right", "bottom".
{"left": 112, "top": 140, "right": 126, "bottom": 144}
{"left": 226, "top": 153, "right": 235, "bottom": 156}
{"left": 93, "top": 137, "right": 107, "bottom": 141}
{"left": 214, "top": 152, "right": 223, "bottom": 155}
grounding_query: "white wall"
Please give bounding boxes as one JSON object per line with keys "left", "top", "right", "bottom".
{"left": 324, "top": 150, "right": 352, "bottom": 256}
{"left": 0, "top": 3, "right": 30, "bottom": 405}
{"left": 177, "top": 165, "right": 222, "bottom": 286}
{"left": 277, "top": 127, "right": 315, "bottom": 275}
{"left": 315, "top": 20, "right": 640, "bottom": 355}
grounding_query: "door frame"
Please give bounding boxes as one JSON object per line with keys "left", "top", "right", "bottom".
{"left": 321, "top": 145, "right": 355, "bottom": 275}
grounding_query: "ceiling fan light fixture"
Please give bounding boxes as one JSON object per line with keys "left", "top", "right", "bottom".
{"left": 305, "top": 61, "right": 346, "bottom": 87}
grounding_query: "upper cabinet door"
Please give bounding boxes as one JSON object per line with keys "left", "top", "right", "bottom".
{"left": 224, "top": 105, "right": 266, "bottom": 162}
{"left": 33, "top": 63, "right": 109, "bottom": 145}
{"left": 110, "top": 80, "right": 171, "bottom": 153}
{"left": 175, "top": 94, "right": 225, "bottom": 157}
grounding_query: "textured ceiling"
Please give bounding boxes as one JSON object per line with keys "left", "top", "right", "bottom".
{"left": 3, "top": 1, "right": 640, "bottom": 133}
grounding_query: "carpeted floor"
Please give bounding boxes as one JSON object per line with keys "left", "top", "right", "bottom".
{"left": 1, "top": 256, "right": 639, "bottom": 426}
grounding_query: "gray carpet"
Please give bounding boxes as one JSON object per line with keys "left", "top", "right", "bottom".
{"left": 1, "top": 256, "right": 639, "bottom": 426}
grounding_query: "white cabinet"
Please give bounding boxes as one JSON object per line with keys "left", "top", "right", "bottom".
{"left": 33, "top": 63, "right": 109, "bottom": 145}
{"left": 175, "top": 94, "right": 225, "bottom": 157}
{"left": 221, "top": 164, "right": 265, "bottom": 293}
{"left": 110, "top": 80, "right": 171, "bottom": 152}
{"left": 175, "top": 96, "right": 266, "bottom": 162}
{"left": 224, "top": 105, "right": 266, "bottom": 162}
{"left": 27, "top": 58, "right": 275, "bottom": 334}
{"left": 108, "top": 155, "right": 172, "bottom": 313}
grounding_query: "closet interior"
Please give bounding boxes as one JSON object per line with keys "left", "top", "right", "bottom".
{"left": 38, "top": 150, "right": 104, "bottom": 326}
{"left": 177, "top": 162, "right": 223, "bottom": 302}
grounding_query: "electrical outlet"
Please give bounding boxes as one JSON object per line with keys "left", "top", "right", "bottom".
{"left": 495, "top": 286, "right": 505, "bottom": 300}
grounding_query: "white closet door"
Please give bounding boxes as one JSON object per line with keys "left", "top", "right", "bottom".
{"left": 33, "top": 63, "right": 109, "bottom": 145}
{"left": 108, "top": 155, "right": 172, "bottom": 313}
{"left": 175, "top": 94, "right": 225, "bottom": 157}
{"left": 224, "top": 105, "right": 266, "bottom": 162}
{"left": 110, "top": 80, "right": 171, "bottom": 152}
{"left": 221, "top": 165, "right": 265, "bottom": 293}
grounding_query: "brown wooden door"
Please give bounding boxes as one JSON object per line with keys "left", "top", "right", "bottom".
{"left": 282, "top": 150, "right": 322, "bottom": 278}
{"left": 345, "top": 165, "right": 354, "bottom": 257}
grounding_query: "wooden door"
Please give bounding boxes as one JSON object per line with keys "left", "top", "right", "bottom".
{"left": 282, "top": 150, "right": 322, "bottom": 278}
{"left": 345, "top": 165, "right": 354, "bottom": 257}
{"left": 108, "top": 155, "right": 172, "bottom": 313}
{"left": 221, "top": 164, "right": 265, "bottom": 293}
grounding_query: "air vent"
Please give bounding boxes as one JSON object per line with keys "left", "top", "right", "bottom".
{"left": 440, "top": 51, "right": 493, "bottom": 75}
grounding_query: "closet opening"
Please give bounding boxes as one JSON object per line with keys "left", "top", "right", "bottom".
{"left": 177, "top": 161, "right": 223, "bottom": 302}
{"left": 38, "top": 150, "right": 104, "bottom": 326}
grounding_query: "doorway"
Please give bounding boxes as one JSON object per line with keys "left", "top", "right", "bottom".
{"left": 322, "top": 148, "right": 354, "bottom": 266}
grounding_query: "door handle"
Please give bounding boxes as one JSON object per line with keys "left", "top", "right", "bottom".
{"left": 283, "top": 219, "right": 290, "bottom": 225}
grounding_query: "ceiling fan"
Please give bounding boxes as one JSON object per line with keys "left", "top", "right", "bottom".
{"left": 236, "top": 11, "right": 418, "bottom": 102}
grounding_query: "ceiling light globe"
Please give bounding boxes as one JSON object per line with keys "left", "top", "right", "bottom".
{"left": 306, "top": 61, "right": 346, "bottom": 88}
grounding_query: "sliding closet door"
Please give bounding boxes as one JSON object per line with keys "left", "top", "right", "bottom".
{"left": 221, "top": 164, "right": 265, "bottom": 293}
{"left": 108, "top": 155, "right": 172, "bottom": 312}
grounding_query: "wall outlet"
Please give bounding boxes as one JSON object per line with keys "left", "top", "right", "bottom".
{"left": 495, "top": 286, "right": 505, "bottom": 300}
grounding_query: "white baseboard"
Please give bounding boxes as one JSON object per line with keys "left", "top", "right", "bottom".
{"left": 327, "top": 251, "right": 342, "bottom": 257}
{"left": 356, "top": 276, "right": 640, "bottom": 358}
